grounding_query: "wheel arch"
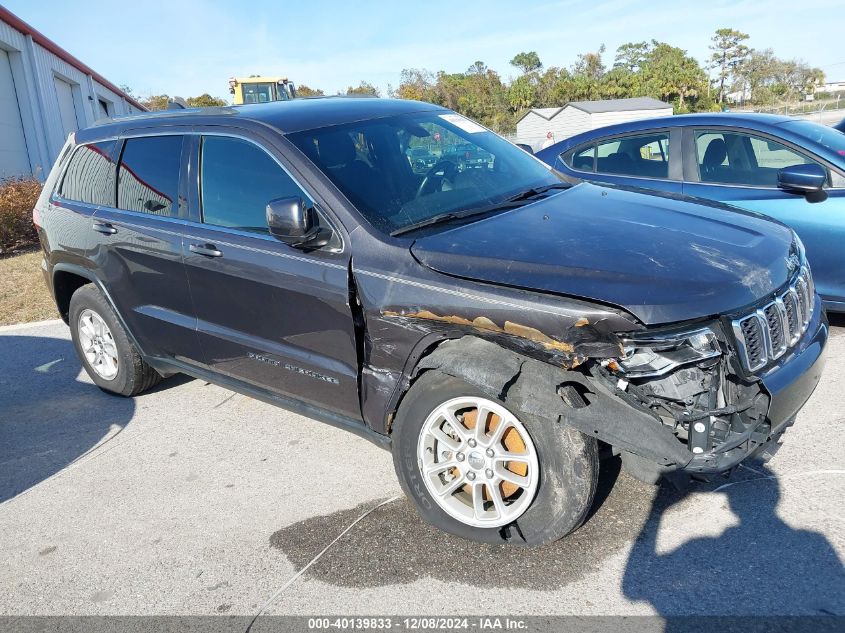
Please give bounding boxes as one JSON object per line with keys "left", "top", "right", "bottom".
{"left": 53, "top": 265, "right": 96, "bottom": 323}
{"left": 52, "top": 264, "right": 148, "bottom": 360}
{"left": 384, "top": 334, "right": 538, "bottom": 436}
{"left": 390, "top": 335, "right": 693, "bottom": 470}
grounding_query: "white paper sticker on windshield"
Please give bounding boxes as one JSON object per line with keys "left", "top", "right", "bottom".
{"left": 439, "top": 113, "right": 486, "bottom": 134}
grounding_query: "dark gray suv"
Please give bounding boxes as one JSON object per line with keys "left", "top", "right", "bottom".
{"left": 35, "top": 98, "right": 827, "bottom": 544}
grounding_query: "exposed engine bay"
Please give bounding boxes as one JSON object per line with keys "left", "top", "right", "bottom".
{"left": 601, "top": 344, "right": 775, "bottom": 479}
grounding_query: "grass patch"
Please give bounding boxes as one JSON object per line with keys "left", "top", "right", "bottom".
{"left": 0, "top": 249, "right": 57, "bottom": 326}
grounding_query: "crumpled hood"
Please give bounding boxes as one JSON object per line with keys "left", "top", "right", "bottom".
{"left": 410, "top": 183, "right": 797, "bottom": 325}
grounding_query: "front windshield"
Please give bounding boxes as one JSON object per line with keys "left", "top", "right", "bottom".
{"left": 242, "top": 83, "right": 275, "bottom": 104}
{"left": 780, "top": 120, "right": 845, "bottom": 156}
{"left": 288, "top": 111, "right": 562, "bottom": 234}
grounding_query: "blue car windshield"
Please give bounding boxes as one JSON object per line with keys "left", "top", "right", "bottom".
{"left": 288, "top": 112, "right": 562, "bottom": 234}
{"left": 780, "top": 120, "right": 845, "bottom": 157}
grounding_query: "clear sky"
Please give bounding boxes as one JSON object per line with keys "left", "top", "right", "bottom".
{"left": 6, "top": 0, "right": 844, "bottom": 100}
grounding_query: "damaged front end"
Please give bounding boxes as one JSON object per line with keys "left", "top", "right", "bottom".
{"left": 600, "top": 324, "right": 775, "bottom": 480}
{"left": 395, "top": 293, "right": 825, "bottom": 485}
{"left": 600, "top": 266, "right": 827, "bottom": 481}
{"left": 354, "top": 232, "right": 826, "bottom": 485}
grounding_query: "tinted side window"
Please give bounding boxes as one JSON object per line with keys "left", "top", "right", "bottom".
{"left": 566, "top": 145, "right": 595, "bottom": 172}
{"left": 117, "top": 136, "right": 183, "bottom": 216}
{"left": 748, "top": 136, "right": 814, "bottom": 170}
{"left": 695, "top": 130, "right": 819, "bottom": 187}
{"left": 595, "top": 133, "right": 670, "bottom": 178}
{"left": 59, "top": 141, "right": 116, "bottom": 205}
{"left": 200, "top": 136, "right": 310, "bottom": 233}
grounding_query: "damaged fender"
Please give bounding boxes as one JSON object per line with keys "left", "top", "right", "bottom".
{"left": 413, "top": 336, "right": 693, "bottom": 469}
{"left": 347, "top": 234, "right": 644, "bottom": 437}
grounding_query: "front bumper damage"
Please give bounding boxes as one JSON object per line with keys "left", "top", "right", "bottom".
{"left": 415, "top": 294, "right": 827, "bottom": 483}
{"left": 666, "top": 293, "right": 826, "bottom": 477}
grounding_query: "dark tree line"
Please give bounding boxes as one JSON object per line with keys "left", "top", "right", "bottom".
{"left": 374, "top": 28, "right": 822, "bottom": 133}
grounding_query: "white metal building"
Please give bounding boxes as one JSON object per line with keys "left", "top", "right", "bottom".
{"left": 516, "top": 97, "right": 673, "bottom": 151}
{"left": 0, "top": 6, "right": 145, "bottom": 180}
{"left": 818, "top": 81, "right": 845, "bottom": 94}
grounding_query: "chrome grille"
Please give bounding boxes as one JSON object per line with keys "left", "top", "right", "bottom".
{"left": 731, "top": 267, "right": 814, "bottom": 373}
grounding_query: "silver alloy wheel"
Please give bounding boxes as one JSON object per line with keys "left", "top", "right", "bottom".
{"left": 77, "top": 309, "right": 119, "bottom": 380}
{"left": 417, "top": 396, "right": 540, "bottom": 528}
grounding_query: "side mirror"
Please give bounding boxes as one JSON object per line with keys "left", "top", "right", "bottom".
{"left": 778, "top": 163, "right": 826, "bottom": 195}
{"left": 515, "top": 143, "right": 534, "bottom": 155}
{"left": 266, "top": 197, "right": 320, "bottom": 246}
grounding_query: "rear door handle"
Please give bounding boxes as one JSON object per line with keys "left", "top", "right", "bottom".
{"left": 92, "top": 221, "right": 117, "bottom": 235}
{"left": 189, "top": 243, "right": 223, "bottom": 258}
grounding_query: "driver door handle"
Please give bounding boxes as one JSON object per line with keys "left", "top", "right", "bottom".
{"left": 189, "top": 243, "right": 223, "bottom": 258}
{"left": 92, "top": 221, "right": 117, "bottom": 235}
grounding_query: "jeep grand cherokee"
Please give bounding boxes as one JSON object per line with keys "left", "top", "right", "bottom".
{"left": 34, "top": 98, "right": 827, "bottom": 544}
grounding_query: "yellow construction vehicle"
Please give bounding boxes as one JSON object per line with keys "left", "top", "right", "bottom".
{"left": 228, "top": 76, "right": 297, "bottom": 105}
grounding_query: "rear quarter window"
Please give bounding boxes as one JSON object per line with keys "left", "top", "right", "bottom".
{"left": 565, "top": 145, "right": 596, "bottom": 172}
{"left": 58, "top": 141, "right": 117, "bottom": 205}
{"left": 117, "top": 135, "right": 183, "bottom": 217}
{"left": 595, "top": 133, "right": 670, "bottom": 178}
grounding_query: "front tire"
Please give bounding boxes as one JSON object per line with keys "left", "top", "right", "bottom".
{"left": 69, "top": 284, "right": 161, "bottom": 397}
{"left": 392, "top": 370, "right": 598, "bottom": 545}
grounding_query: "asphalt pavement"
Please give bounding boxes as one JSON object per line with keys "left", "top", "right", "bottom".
{"left": 0, "top": 318, "right": 842, "bottom": 619}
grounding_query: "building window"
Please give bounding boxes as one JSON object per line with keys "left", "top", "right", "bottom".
{"left": 98, "top": 98, "right": 111, "bottom": 118}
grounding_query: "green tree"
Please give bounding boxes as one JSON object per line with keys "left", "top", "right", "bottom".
{"left": 345, "top": 81, "right": 380, "bottom": 97}
{"left": 534, "top": 67, "right": 575, "bottom": 107}
{"left": 732, "top": 49, "right": 823, "bottom": 106}
{"left": 392, "top": 69, "right": 436, "bottom": 102}
{"left": 186, "top": 93, "right": 227, "bottom": 107}
{"left": 599, "top": 66, "right": 639, "bottom": 99}
{"left": 774, "top": 60, "right": 825, "bottom": 101}
{"left": 641, "top": 42, "right": 708, "bottom": 111}
{"left": 466, "top": 61, "right": 490, "bottom": 76}
{"left": 296, "top": 84, "right": 324, "bottom": 97}
{"left": 507, "top": 74, "right": 537, "bottom": 111}
{"left": 734, "top": 48, "right": 777, "bottom": 105}
{"left": 614, "top": 41, "right": 651, "bottom": 73}
{"left": 709, "top": 28, "right": 750, "bottom": 103}
{"left": 420, "top": 63, "right": 509, "bottom": 131}
{"left": 510, "top": 51, "right": 542, "bottom": 74}
{"left": 140, "top": 94, "right": 170, "bottom": 111}
{"left": 573, "top": 44, "right": 606, "bottom": 81}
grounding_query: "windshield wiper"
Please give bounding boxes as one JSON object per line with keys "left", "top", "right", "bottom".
{"left": 391, "top": 183, "right": 571, "bottom": 237}
{"left": 390, "top": 208, "right": 501, "bottom": 236}
{"left": 503, "top": 182, "right": 571, "bottom": 203}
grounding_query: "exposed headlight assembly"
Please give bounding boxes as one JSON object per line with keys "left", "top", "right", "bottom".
{"left": 617, "top": 328, "right": 721, "bottom": 378}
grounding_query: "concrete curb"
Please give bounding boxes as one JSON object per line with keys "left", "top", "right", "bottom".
{"left": 0, "top": 318, "right": 63, "bottom": 333}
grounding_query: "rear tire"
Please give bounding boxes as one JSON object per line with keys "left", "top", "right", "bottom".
{"left": 69, "top": 284, "right": 161, "bottom": 397}
{"left": 392, "top": 370, "right": 598, "bottom": 545}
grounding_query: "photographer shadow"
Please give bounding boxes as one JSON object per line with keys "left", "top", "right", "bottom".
{"left": 622, "top": 464, "right": 845, "bottom": 621}
{"left": 0, "top": 333, "right": 138, "bottom": 503}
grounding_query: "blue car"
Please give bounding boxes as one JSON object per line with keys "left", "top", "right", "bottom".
{"left": 535, "top": 114, "right": 845, "bottom": 312}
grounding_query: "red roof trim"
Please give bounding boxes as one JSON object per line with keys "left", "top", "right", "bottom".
{"left": 0, "top": 6, "right": 147, "bottom": 111}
